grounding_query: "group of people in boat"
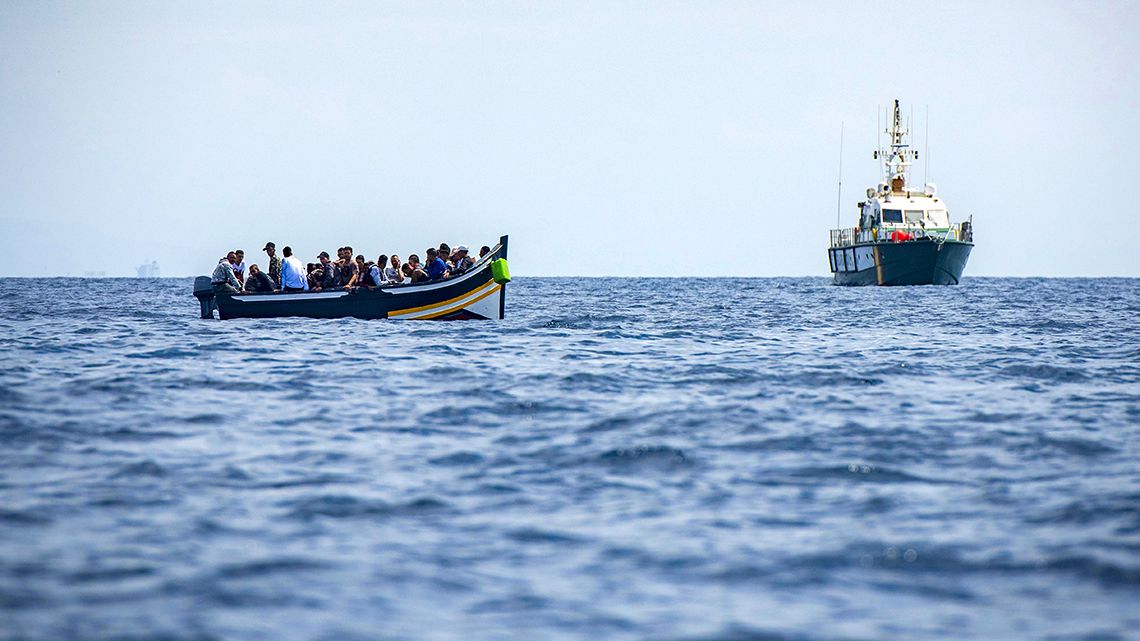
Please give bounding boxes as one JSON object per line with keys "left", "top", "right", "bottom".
{"left": 211, "top": 242, "right": 492, "bottom": 293}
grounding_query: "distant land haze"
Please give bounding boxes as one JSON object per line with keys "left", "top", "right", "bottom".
{"left": 1, "top": 3, "right": 1137, "bottom": 278}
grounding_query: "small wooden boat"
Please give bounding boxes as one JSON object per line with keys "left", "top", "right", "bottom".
{"left": 193, "top": 236, "right": 510, "bottom": 320}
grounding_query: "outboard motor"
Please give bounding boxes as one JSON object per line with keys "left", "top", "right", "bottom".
{"left": 193, "top": 276, "right": 216, "bottom": 319}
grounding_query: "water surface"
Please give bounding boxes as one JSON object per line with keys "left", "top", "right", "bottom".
{"left": 1, "top": 277, "right": 1138, "bottom": 640}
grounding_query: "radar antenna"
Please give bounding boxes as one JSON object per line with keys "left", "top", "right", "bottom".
{"left": 876, "top": 99, "right": 918, "bottom": 193}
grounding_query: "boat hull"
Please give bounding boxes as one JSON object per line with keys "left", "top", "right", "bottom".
{"left": 205, "top": 237, "right": 508, "bottom": 320}
{"left": 828, "top": 239, "right": 972, "bottom": 286}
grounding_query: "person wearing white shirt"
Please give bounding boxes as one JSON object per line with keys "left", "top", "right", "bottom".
{"left": 279, "top": 246, "right": 309, "bottom": 293}
{"left": 232, "top": 249, "right": 247, "bottom": 287}
{"left": 385, "top": 254, "right": 405, "bottom": 284}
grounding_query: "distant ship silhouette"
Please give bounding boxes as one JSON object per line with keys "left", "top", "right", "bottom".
{"left": 136, "top": 261, "right": 160, "bottom": 278}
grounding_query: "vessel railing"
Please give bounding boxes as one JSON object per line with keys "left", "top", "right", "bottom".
{"left": 829, "top": 220, "right": 972, "bottom": 247}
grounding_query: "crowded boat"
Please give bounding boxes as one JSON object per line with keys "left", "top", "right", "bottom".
{"left": 210, "top": 241, "right": 494, "bottom": 294}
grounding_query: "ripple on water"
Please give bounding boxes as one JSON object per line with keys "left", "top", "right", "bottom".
{"left": 1, "top": 277, "right": 1138, "bottom": 641}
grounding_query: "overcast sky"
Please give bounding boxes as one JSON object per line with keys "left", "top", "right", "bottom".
{"left": 1, "top": 1, "right": 1137, "bottom": 277}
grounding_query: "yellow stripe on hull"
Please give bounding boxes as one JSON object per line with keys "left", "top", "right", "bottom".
{"left": 388, "top": 279, "right": 496, "bottom": 318}
{"left": 416, "top": 285, "right": 501, "bottom": 320}
{"left": 389, "top": 281, "right": 500, "bottom": 320}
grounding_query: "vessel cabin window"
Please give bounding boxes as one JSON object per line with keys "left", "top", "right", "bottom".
{"left": 882, "top": 209, "right": 903, "bottom": 224}
{"left": 927, "top": 209, "right": 949, "bottom": 227}
{"left": 905, "top": 210, "right": 923, "bottom": 224}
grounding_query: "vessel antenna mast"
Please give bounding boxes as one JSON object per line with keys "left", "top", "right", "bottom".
{"left": 877, "top": 105, "right": 882, "bottom": 181}
{"left": 836, "top": 121, "right": 844, "bottom": 229}
{"left": 924, "top": 104, "right": 930, "bottom": 185}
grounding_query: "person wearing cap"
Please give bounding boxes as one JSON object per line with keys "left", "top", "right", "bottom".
{"left": 243, "top": 264, "right": 276, "bottom": 293}
{"left": 314, "top": 251, "right": 340, "bottom": 292}
{"left": 452, "top": 245, "right": 473, "bottom": 274}
{"left": 279, "top": 246, "right": 309, "bottom": 293}
{"left": 263, "top": 242, "right": 282, "bottom": 288}
{"left": 211, "top": 251, "right": 241, "bottom": 292}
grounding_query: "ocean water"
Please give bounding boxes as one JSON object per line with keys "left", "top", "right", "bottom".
{"left": 1, "top": 276, "right": 1138, "bottom": 641}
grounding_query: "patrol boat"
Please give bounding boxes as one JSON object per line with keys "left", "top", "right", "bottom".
{"left": 827, "top": 101, "right": 973, "bottom": 285}
{"left": 193, "top": 235, "right": 511, "bottom": 320}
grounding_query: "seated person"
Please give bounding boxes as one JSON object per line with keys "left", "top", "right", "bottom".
{"left": 386, "top": 254, "right": 405, "bottom": 284}
{"left": 438, "top": 243, "right": 453, "bottom": 269}
{"left": 306, "top": 262, "right": 322, "bottom": 290}
{"left": 406, "top": 254, "right": 430, "bottom": 283}
{"left": 243, "top": 264, "right": 276, "bottom": 292}
{"left": 338, "top": 250, "right": 360, "bottom": 288}
{"left": 451, "top": 245, "right": 474, "bottom": 273}
{"left": 211, "top": 252, "right": 241, "bottom": 292}
{"left": 314, "top": 252, "right": 341, "bottom": 291}
{"left": 479, "top": 245, "right": 492, "bottom": 259}
{"left": 354, "top": 255, "right": 368, "bottom": 281}
{"left": 425, "top": 248, "right": 449, "bottom": 281}
{"left": 356, "top": 258, "right": 380, "bottom": 289}
{"left": 232, "top": 250, "right": 247, "bottom": 287}
{"left": 367, "top": 255, "right": 390, "bottom": 288}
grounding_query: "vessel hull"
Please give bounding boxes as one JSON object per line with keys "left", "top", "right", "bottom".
{"left": 829, "top": 239, "right": 972, "bottom": 286}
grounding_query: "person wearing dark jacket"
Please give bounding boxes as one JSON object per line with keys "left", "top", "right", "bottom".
{"left": 243, "top": 264, "right": 276, "bottom": 292}
{"left": 315, "top": 252, "right": 341, "bottom": 291}
{"left": 263, "top": 242, "right": 282, "bottom": 288}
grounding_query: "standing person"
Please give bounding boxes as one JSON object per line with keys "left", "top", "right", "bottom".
{"left": 451, "top": 245, "right": 474, "bottom": 273}
{"left": 263, "top": 242, "right": 282, "bottom": 288}
{"left": 385, "top": 254, "right": 404, "bottom": 284}
{"left": 243, "top": 264, "right": 276, "bottom": 292}
{"left": 279, "top": 246, "right": 309, "bottom": 293}
{"left": 425, "top": 247, "right": 449, "bottom": 281}
{"left": 211, "top": 252, "right": 241, "bottom": 292}
{"left": 232, "top": 250, "right": 247, "bottom": 287}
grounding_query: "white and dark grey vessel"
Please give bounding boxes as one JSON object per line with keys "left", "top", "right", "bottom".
{"left": 827, "top": 100, "right": 973, "bottom": 285}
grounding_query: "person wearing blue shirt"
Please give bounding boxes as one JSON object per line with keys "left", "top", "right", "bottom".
{"left": 425, "top": 247, "right": 449, "bottom": 281}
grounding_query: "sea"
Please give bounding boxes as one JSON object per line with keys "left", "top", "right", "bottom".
{"left": 1, "top": 277, "right": 1138, "bottom": 641}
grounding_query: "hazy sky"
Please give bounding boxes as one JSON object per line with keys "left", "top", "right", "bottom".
{"left": 1, "top": 1, "right": 1137, "bottom": 277}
